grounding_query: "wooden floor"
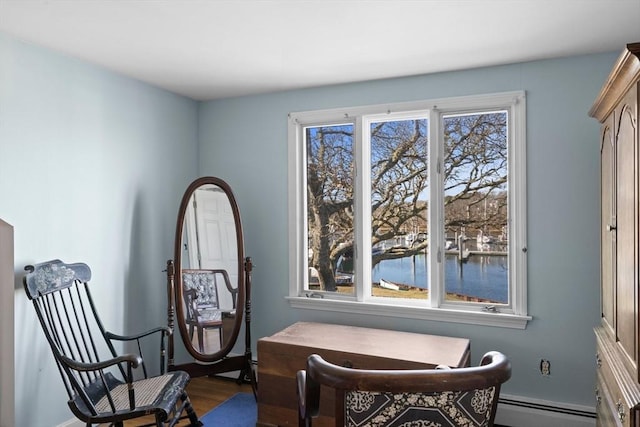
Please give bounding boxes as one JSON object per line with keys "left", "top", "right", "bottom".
{"left": 187, "top": 375, "right": 254, "bottom": 419}
{"left": 123, "top": 375, "right": 253, "bottom": 426}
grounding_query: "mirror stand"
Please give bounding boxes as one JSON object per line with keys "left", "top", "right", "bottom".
{"left": 166, "top": 258, "right": 256, "bottom": 392}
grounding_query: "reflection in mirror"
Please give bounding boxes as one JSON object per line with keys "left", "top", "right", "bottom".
{"left": 167, "top": 177, "right": 255, "bottom": 392}
{"left": 182, "top": 184, "right": 239, "bottom": 355}
{"left": 182, "top": 269, "right": 236, "bottom": 354}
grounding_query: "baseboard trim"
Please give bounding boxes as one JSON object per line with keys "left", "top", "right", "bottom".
{"left": 495, "top": 394, "right": 596, "bottom": 427}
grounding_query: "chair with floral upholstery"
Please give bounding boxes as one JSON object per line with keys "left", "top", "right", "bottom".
{"left": 182, "top": 269, "right": 237, "bottom": 353}
{"left": 296, "top": 351, "right": 511, "bottom": 427}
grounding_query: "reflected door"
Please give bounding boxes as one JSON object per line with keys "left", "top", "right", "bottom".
{"left": 186, "top": 187, "right": 239, "bottom": 312}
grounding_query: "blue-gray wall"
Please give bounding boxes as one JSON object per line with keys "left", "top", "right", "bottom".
{"left": 198, "top": 52, "right": 618, "bottom": 408}
{"left": 1, "top": 29, "right": 620, "bottom": 425}
{"left": 0, "top": 33, "right": 199, "bottom": 426}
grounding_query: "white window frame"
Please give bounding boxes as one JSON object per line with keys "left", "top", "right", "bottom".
{"left": 287, "top": 91, "right": 530, "bottom": 329}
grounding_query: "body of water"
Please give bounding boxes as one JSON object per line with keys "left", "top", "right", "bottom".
{"left": 371, "top": 253, "right": 508, "bottom": 303}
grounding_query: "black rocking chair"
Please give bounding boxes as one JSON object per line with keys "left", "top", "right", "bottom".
{"left": 23, "top": 259, "right": 202, "bottom": 427}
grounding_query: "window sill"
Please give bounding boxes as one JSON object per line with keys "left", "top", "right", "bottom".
{"left": 286, "top": 296, "right": 531, "bottom": 329}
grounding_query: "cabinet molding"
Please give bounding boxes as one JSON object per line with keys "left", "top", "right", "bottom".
{"left": 589, "top": 42, "right": 640, "bottom": 122}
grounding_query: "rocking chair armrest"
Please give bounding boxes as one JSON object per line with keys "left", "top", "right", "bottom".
{"left": 105, "top": 327, "right": 169, "bottom": 378}
{"left": 59, "top": 353, "right": 142, "bottom": 372}
{"left": 105, "top": 326, "right": 170, "bottom": 342}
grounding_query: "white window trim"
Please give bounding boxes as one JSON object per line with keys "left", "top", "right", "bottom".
{"left": 287, "top": 91, "right": 531, "bottom": 329}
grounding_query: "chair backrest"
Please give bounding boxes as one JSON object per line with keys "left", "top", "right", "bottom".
{"left": 182, "top": 269, "right": 237, "bottom": 310}
{"left": 182, "top": 269, "right": 221, "bottom": 309}
{"left": 298, "top": 351, "right": 511, "bottom": 427}
{"left": 23, "top": 260, "right": 130, "bottom": 406}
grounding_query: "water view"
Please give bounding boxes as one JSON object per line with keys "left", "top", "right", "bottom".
{"left": 372, "top": 253, "right": 508, "bottom": 303}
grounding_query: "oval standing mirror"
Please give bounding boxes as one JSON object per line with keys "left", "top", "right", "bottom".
{"left": 166, "top": 177, "right": 255, "bottom": 386}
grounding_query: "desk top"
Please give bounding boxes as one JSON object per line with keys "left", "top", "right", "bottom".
{"left": 259, "top": 321, "right": 470, "bottom": 368}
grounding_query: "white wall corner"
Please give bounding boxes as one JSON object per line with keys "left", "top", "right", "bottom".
{"left": 0, "top": 220, "right": 14, "bottom": 427}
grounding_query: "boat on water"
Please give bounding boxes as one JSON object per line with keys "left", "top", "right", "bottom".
{"left": 379, "top": 278, "right": 401, "bottom": 291}
{"left": 476, "top": 230, "right": 494, "bottom": 245}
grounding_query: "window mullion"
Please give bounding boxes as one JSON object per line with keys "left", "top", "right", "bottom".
{"left": 428, "top": 109, "right": 442, "bottom": 307}
{"left": 289, "top": 117, "right": 306, "bottom": 296}
{"left": 355, "top": 116, "right": 372, "bottom": 301}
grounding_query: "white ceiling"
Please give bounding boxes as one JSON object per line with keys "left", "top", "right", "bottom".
{"left": 1, "top": 1, "right": 639, "bottom": 101}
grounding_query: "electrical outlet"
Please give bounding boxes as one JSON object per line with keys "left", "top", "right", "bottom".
{"left": 540, "top": 359, "right": 551, "bottom": 376}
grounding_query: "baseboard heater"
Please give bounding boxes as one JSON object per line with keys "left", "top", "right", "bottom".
{"left": 495, "top": 394, "right": 596, "bottom": 427}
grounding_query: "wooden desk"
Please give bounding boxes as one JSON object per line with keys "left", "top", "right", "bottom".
{"left": 257, "top": 322, "right": 470, "bottom": 427}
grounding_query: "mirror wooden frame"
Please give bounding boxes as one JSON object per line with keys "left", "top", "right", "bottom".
{"left": 166, "top": 176, "right": 255, "bottom": 389}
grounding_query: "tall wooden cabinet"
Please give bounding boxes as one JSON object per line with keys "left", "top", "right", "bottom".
{"left": 590, "top": 43, "right": 640, "bottom": 427}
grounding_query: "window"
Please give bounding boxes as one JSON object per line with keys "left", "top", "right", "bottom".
{"left": 288, "top": 92, "right": 529, "bottom": 329}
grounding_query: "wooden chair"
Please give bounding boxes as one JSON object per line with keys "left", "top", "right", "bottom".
{"left": 182, "top": 269, "right": 237, "bottom": 353}
{"left": 297, "top": 351, "right": 511, "bottom": 427}
{"left": 23, "top": 259, "right": 201, "bottom": 427}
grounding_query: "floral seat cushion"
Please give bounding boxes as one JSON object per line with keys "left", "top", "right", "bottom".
{"left": 345, "top": 388, "right": 496, "bottom": 427}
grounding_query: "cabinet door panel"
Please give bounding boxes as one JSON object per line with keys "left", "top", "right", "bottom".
{"left": 615, "top": 90, "right": 638, "bottom": 373}
{"left": 601, "top": 114, "right": 616, "bottom": 335}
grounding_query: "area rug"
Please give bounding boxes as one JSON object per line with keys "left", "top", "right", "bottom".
{"left": 200, "top": 392, "right": 257, "bottom": 427}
